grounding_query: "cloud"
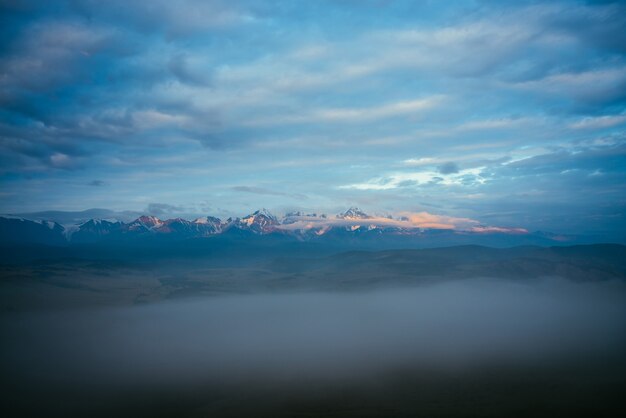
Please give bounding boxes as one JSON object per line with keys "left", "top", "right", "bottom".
{"left": 511, "top": 66, "right": 626, "bottom": 106}
{"left": 456, "top": 118, "right": 535, "bottom": 131}
{"left": 146, "top": 203, "right": 187, "bottom": 216}
{"left": 0, "top": 0, "right": 625, "bottom": 238}
{"left": 49, "top": 153, "right": 78, "bottom": 169}
{"left": 470, "top": 226, "right": 528, "bottom": 234}
{"left": 277, "top": 211, "right": 526, "bottom": 233}
{"left": 69, "top": 0, "right": 254, "bottom": 38}
{"left": 168, "top": 54, "right": 213, "bottom": 86}
{"left": 88, "top": 180, "right": 106, "bottom": 187}
{"left": 438, "top": 162, "right": 459, "bottom": 175}
{"left": 245, "top": 96, "right": 444, "bottom": 127}
{"left": 404, "top": 158, "right": 437, "bottom": 167}
{"left": 0, "top": 21, "right": 136, "bottom": 99}
{"left": 500, "top": 143, "right": 626, "bottom": 176}
{"left": 395, "top": 212, "right": 478, "bottom": 230}
{"left": 569, "top": 114, "right": 626, "bottom": 130}
{"left": 232, "top": 186, "right": 308, "bottom": 200}
{"left": 339, "top": 167, "right": 487, "bottom": 190}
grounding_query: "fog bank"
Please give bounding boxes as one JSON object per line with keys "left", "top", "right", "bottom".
{"left": 2, "top": 277, "right": 625, "bottom": 392}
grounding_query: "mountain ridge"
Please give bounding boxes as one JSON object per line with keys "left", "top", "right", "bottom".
{"left": 0, "top": 207, "right": 605, "bottom": 248}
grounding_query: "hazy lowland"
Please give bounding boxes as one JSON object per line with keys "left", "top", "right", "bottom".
{"left": 1, "top": 243, "right": 626, "bottom": 417}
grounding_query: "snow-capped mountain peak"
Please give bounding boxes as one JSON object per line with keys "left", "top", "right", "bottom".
{"left": 242, "top": 209, "right": 277, "bottom": 223}
{"left": 0, "top": 210, "right": 571, "bottom": 247}
{"left": 193, "top": 216, "right": 221, "bottom": 225}
{"left": 338, "top": 207, "right": 370, "bottom": 220}
{"left": 237, "top": 208, "right": 279, "bottom": 233}
{"left": 251, "top": 208, "right": 277, "bottom": 220}
{"left": 123, "top": 215, "right": 163, "bottom": 233}
{"left": 136, "top": 215, "right": 163, "bottom": 228}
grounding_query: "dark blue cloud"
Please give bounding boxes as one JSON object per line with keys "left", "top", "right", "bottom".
{"left": 438, "top": 162, "right": 460, "bottom": 175}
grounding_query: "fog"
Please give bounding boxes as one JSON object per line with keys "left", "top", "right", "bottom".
{"left": 2, "top": 278, "right": 625, "bottom": 394}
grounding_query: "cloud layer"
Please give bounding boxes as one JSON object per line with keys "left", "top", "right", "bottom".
{"left": 0, "top": 0, "right": 625, "bottom": 238}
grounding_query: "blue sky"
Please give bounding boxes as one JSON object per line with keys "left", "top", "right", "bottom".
{"left": 0, "top": 0, "right": 625, "bottom": 236}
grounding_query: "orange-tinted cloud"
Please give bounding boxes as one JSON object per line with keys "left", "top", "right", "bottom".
{"left": 277, "top": 211, "right": 527, "bottom": 234}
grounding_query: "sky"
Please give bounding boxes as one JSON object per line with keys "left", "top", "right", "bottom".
{"left": 0, "top": 0, "right": 625, "bottom": 236}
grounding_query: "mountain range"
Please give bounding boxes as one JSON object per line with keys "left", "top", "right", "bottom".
{"left": 0, "top": 207, "right": 595, "bottom": 249}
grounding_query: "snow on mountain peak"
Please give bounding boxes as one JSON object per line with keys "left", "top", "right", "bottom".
{"left": 242, "top": 209, "right": 277, "bottom": 223}
{"left": 250, "top": 208, "right": 277, "bottom": 220}
{"left": 193, "top": 216, "right": 221, "bottom": 225}
{"left": 338, "top": 207, "right": 370, "bottom": 220}
{"left": 236, "top": 209, "right": 279, "bottom": 232}
{"left": 137, "top": 215, "right": 163, "bottom": 228}
{"left": 0, "top": 210, "right": 564, "bottom": 246}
